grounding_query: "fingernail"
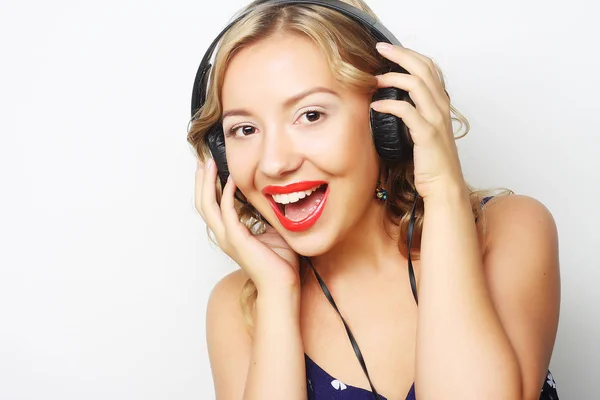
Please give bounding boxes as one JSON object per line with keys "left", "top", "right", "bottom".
{"left": 370, "top": 101, "right": 382, "bottom": 110}
{"left": 376, "top": 42, "right": 392, "bottom": 52}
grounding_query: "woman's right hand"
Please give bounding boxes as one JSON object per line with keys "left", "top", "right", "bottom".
{"left": 195, "top": 158, "right": 301, "bottom": 293}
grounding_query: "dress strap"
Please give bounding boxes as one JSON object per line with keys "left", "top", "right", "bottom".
{"left": 304, "top": 257, "right": 383, "bottom": 400}
{"left": 475, "top": 195, "right": 494, "bottom": 223}
{"left": 480, "top": 195, "right": 494, "bottom": 208}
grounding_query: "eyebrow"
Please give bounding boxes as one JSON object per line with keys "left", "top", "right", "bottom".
{"left": 221, "top": 86, "right": 340, "bottom": 120}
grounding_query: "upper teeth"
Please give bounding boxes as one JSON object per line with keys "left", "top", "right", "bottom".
{"left": 272, "top": 186, "right": 321, "bottom": 204}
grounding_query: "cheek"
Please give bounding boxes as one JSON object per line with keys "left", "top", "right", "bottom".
{"left": 225, "top": 143, "right": 257, "bottom": 191}
{"left": 347, "top": 102, "right": 379, "bottom": 175}
{"left": 315, "top": 110, "right": 376, "bottom": 176}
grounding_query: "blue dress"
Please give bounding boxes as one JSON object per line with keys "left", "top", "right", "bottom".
{"left": 304, "top": 196, "right": 560, "bottom": 399}
{"left": 305, "top": 354, "right": 559, "bottom": 399}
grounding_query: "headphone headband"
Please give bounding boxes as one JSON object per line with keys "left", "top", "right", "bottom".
{"left": 190, "top": 0, "right": 401, "bottom": 117}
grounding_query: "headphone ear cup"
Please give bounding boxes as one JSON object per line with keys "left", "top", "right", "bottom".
{"left": 205, "top": 124, "right": 253, "bottom": 207}
{"left": 370, "top": 86, "right": 414, "bottom": 167}
{"left": 205, "top": 124, "right": 230, "bottom": 190}
{"left": 204, "top": 124, "right": 271, "bottom": 227}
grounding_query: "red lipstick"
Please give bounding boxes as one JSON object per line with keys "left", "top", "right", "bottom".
{"left": 262, "top": 181, "right": 327, "bottom": 195}
{"left": 262, "top": 181, "right": 329, "bottom": 232}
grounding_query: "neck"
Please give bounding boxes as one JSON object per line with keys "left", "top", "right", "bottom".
{"left": 309, "top": 201, "right": 405, "bottom": 282}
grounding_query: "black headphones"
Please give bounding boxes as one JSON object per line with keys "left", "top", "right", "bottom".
{"left": 190, "top": 2, "right": 419, "bottom": 398}
{"left": 190, "top": 0, "right": 416, "bottom": 192}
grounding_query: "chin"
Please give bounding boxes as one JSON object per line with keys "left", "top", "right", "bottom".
{"left": 283, "top": 228, "right": 339, "bottom": 257}
{"left": 279, "top": 203, "right": 356, "bottom": 258}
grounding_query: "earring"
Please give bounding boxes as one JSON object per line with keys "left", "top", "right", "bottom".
{"left": 375, "top": 180, "right": 388, "bottom": 201}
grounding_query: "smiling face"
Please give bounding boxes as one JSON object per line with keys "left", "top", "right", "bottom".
{"left": 220, "top": 31, "right": 382, "bottom": 256}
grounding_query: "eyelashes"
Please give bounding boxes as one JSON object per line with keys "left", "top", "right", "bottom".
{"left": 224, "top": 108, "right": 326, "bottom": 138}
{"left": 228, "top": 125, "right": 256, "bottom": 137}
{"left": 301, "top": 109, "right": 324, "bottom": 124}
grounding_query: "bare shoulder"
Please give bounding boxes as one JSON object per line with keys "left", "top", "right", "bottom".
{"left": 206, "top": 269, "right": 254, "bottom": 399}
{"left": 479, "top": 193, "right": 560, "bottom": 304}
{"left": 207, "top": 268, "right": 251, "bottom": 319}
{"left": 478, "top": 194, "right": 561, "bottom": 398}
{"left": 480, "top": 194, "right": 559, "bottom": 257}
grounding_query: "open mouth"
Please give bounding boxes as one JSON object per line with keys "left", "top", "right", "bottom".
{"left": 263, "top": 182, "right": 329, "bottom": 232}
{"left": 272, "top": 184, "right": 327, "bottom": 219}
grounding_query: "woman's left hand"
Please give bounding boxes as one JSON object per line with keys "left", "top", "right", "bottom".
{"left": 370, "top": 42, "right": 467, "bottom": 201}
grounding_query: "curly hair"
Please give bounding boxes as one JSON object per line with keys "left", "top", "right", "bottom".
{"left": 187, "top": 0, "right": 510, "bottom": 328}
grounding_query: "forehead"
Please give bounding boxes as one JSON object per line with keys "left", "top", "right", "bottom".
{"left": 221, "top": 32, "right": 340, "bottom": 107}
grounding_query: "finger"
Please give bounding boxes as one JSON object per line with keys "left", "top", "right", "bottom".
{"left": 402, "top": 48, "right": 451, "bottom": 108}
{"left": 370, "top": 99, "right": 436, "bottom": 145}
{"left": 376, "top": 43, "right": 449, "bottom": 113}
{"left": 201, "top": 158, "right": 225, "bottom": 239}
{"left": 257, "top": 233, "right": 290, "bottom": 253}
{"left": 194, "top": 161, "right": 205, "bottom": 218}
{"left": 376, "top": 43, "right": 437, "bottom": 87}
{"left": 220, "top": 175, "right": 251, "bottom": 241}
{"left": 402, "top": 48, "right": 442, "bottom": 84}
{"left": 375, "top": 73, "right": 446, "bottom": 129}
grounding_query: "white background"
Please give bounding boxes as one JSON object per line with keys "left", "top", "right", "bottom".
{"left": 1, "top": 0, "right": 598, "bottom": 398}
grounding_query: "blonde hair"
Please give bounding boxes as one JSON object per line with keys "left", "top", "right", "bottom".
{"left": 187, "top": 0, "right": 511, "bottom": 328}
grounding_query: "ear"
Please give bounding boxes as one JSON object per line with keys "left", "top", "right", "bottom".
{"left": 370, "top": 87, "right": 413, "bottom": 166}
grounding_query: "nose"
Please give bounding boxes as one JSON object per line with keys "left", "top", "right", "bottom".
{"left": 258, "top": 126, "right": 303, "bottom": 179}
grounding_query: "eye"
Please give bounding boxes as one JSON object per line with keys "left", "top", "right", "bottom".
{"left": 227, "top": 125, "right": 257, "bottom": 137}
{"left": 297, "top": 109, "right": 325, "bottom": 124}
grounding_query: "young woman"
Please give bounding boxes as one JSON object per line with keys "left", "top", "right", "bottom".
{"left": 188, "top": 1, "right": 561, "bottom": 399}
